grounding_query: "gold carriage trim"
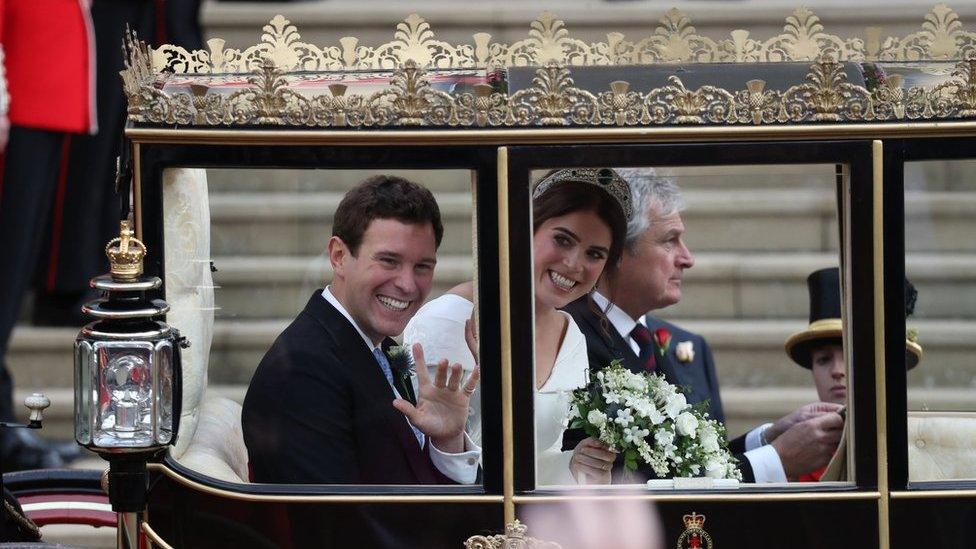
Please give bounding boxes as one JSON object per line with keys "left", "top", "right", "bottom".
{"left": 464, "top": 520, "right": 561, "bottom": 549}
{"left": 122, "top": 4, "right": 976, "bottom": 127}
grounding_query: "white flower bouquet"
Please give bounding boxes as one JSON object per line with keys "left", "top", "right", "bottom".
{"left": 568, "top": 361, "right": 742, "bottom": 480}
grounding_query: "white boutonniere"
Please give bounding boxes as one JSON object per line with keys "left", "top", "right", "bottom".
{"left": 675, "top": 341, "right": 695, "bottom": 363}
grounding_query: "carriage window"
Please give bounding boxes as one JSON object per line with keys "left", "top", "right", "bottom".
{"left": 905, "top": 160, "right": 976, "bottom": 482}
{"left": 529, "top": 164, "right": 854, "bottom": 488}
{"left": 161, "top": 167, "right": 483, "bottom": 486}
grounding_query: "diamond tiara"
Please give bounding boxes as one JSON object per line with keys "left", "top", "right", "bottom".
{"left": 532, "top": 167, "right": 634, "bottom": 220}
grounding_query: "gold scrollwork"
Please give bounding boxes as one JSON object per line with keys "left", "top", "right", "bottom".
{"left": 138, "top": 5, "right": 976, "bottom": 75}
{"left": 464, "top": 520, "right": 561, "bottom": 549}
{"left": 644, "top": 75, "right": 736, "bottom": 124}
{"left": 508, "top": 63, "right": 597, "bottom": 126}
{"left": 935, "top": 54, "right": 976, "bottom": 116}
{"left": 122, "top": 12, "right": 976, "bottom": 129}
{"left": 122, "top": 54, "right": 976, "bottom": 128}
{"left": 596, "top": 81, "right": 644, "bottom": 126}
{"left": 781, "top": 54, "right": 872, "bottom": 121}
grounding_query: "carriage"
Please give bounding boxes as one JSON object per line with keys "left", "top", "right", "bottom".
{"left": 6, "top": 5, "right": 976, "bottom": 547}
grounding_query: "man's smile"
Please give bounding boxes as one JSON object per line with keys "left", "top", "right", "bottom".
{"left": 376, "top": 294, "right": 411, "bottom": 311}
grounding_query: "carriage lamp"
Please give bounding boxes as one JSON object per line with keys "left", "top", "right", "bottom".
{"left": 74, "top": 220, "right": 185, "bottom": 519}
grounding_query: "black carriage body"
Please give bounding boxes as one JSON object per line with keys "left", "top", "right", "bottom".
{"left": 119, "top": 124, "right": 976, "bottom": 548}
{"left": 100, "top": 9, "right": 976, "bottom": 546}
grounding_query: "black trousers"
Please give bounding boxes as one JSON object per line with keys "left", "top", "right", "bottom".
{"left": 0, "top": 128, "right": 69, "bottom": 421}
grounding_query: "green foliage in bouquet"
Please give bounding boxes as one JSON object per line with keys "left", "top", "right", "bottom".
{"left": 568, "top": 361, "right": 742, "bottom": 480}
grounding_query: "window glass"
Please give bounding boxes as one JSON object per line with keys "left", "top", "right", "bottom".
{"left": 528, "top": 164, "right": 853, "bottom": 488}
{"left": 904, "top": 160, "right": 976, "bottom": 482}
{"left": 162, "top": 167, "right": 481, "bottom": 486}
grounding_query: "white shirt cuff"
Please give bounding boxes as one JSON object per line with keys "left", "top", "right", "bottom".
{"left": 429, "top": 431, "right": 481, "bottom": 484}
{"left": 745, "top": 422, "right": 773, "bottom": 451}
{"left": 744, "top": 444, "right": 787, "bottom": 483}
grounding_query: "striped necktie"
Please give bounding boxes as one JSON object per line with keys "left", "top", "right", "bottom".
{"left": 629, "top": 324, "right": 657, "bottom": 373}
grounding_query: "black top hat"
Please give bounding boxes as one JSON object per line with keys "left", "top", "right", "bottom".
{"left": 784, "top": 267, "right": 922, "bottom": 369}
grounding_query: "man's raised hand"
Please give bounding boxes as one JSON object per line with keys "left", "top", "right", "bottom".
{"left": 770, "top": 411, "right": 844, "bottom": 479}
{"left": 764, "top": 402, "right": 844, "bottom": 444}
{"left": 392, "top": 342, "right": 480, "bottom": 454}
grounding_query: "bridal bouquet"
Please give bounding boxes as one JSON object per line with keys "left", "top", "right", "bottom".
{"left": 568, "top": 361, "right": 742, "bottom": 480}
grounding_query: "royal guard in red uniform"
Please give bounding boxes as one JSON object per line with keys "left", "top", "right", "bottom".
{"left": 0, "top": 0, "right": 96, "bottom": 471}
{"left": 0, "top": 0, "right": 201, "bottom": 473}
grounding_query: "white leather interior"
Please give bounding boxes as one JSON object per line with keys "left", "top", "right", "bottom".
{"left": 908, "top": 411, "right": 976, "bottom": 482}
{"left": 175, "top": 396, "right": 249, "bottom": 483}
{"left": 162, "top": 168, "right": 215, "bottom": 457}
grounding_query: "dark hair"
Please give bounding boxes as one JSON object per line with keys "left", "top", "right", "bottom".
{"left": 332, "top": 175, "right": 443, "bottom": 255}
{"left": 532, "top": 178, "right": 628, "bottom": 278}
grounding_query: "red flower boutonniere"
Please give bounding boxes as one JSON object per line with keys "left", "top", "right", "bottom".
{"left": 654, "top": 328, "right": 672, "bottom": 356}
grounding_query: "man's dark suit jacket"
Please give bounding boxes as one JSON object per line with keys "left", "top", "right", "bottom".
{"left": 562, "top": 296, "right": 754, "bottom": 482}
{"left": 242, "top": 290, "right": 452, "bottom": 484}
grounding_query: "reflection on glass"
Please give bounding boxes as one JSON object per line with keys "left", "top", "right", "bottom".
{"left": 162, "top": 168, "right": 480, "bottom": 485}
{"left": 905, "top": 160, "right": 976, "bottom": 482}
{"left": 534, "top": 164, "right": 854, "bottom": 487}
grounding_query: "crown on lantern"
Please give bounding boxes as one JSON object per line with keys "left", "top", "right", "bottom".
{"left": 105, "top": 220, "right": 147, "bottom": 281}
{"left": 682, "top": 512, "right": 706, "bottom": 529}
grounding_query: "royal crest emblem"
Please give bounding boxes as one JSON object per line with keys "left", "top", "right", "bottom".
{"left": 676, "top": 512, "right": 713, "bottom": 549}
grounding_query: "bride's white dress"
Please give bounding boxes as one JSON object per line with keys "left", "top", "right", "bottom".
{"left": 404, "top": 296, "right": 589, "bottom": 486}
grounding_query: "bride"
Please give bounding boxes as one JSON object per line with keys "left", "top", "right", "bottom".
{"left": 404, "top": 168, "right": 631, "bottom": 485}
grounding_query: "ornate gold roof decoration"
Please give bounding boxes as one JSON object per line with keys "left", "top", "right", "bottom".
{"left": 121, "top": 5, "right": 976, "bottom": 128}
{"left": 148, "top": 5, "right": 976, "bottom": 73}
{"left": 464, "top": 520, "right": 561, "bottom": 549}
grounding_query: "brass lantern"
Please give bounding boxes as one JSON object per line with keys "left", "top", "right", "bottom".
{"left": 75, "top": 220, "right": 183, "bottom": 453}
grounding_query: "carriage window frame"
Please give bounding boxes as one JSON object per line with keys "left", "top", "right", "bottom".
{"left": 503, "top": 141, "right": 879, "bottom": 495}
{"left": 886, "top": 137, "right": 976, "bottom": 494}
{"left": 134, "top": 141, "right": 503, "bottom": 497}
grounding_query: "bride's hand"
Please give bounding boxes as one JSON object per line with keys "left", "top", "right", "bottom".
{"left": 569, "top": 437, "right": 617, "bottom": 485}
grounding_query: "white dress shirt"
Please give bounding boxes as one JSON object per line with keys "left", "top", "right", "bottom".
{"left": 591, "top": 291, "right": 787, "bottom": 483}
{"left": 323, "top": 287, "right": 481, "bottom": 484}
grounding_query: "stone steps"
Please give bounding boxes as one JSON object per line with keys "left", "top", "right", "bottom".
{"left": 204, "top": 187, "right": 976, "bottom": 256}
{"left": 202, "top": 252, "right": 976, "bottom": 319}
{"left": 8, "top": 319, "right": 974, "bottom": 396}
{"left": 210, "top": 191, "right": 475, "bottom": 255}
{"left": 206, "top": 168, "right": 475, "bottom": 193}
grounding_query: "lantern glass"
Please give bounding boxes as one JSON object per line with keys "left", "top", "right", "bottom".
{"left": 155, "top": 340, "right": 174, "bottom": 444}
{"left": 74, "top": 340, "right": 94, "bottom": 445}
{"left": 93, "top": 341, "right": 157, "bottom": 447}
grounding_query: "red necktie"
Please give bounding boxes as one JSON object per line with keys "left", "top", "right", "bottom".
{"left": 630, "top": 324, "right": 657, "bottom": 373}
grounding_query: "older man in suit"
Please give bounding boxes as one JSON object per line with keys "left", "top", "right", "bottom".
{"left": 243, "top": 175, "right": 480, "bottom": 485}
{"left": 565, "top": 168, "right": 843, "bottom": 483}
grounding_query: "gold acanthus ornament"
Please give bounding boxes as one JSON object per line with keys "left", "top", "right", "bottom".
{"left": 120, "top": 6, "right": 976, "bottom": 128}
{"left": 143, "top": 5, "right": 976, "bottom": 75}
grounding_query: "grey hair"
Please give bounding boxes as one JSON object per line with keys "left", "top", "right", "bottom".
{"left": 615, "top": 167, "right": 685, "bottom": 250}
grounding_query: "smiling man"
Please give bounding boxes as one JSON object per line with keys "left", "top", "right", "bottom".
{"left": 243, "top": 175, "right": 480, "bottom": 485}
